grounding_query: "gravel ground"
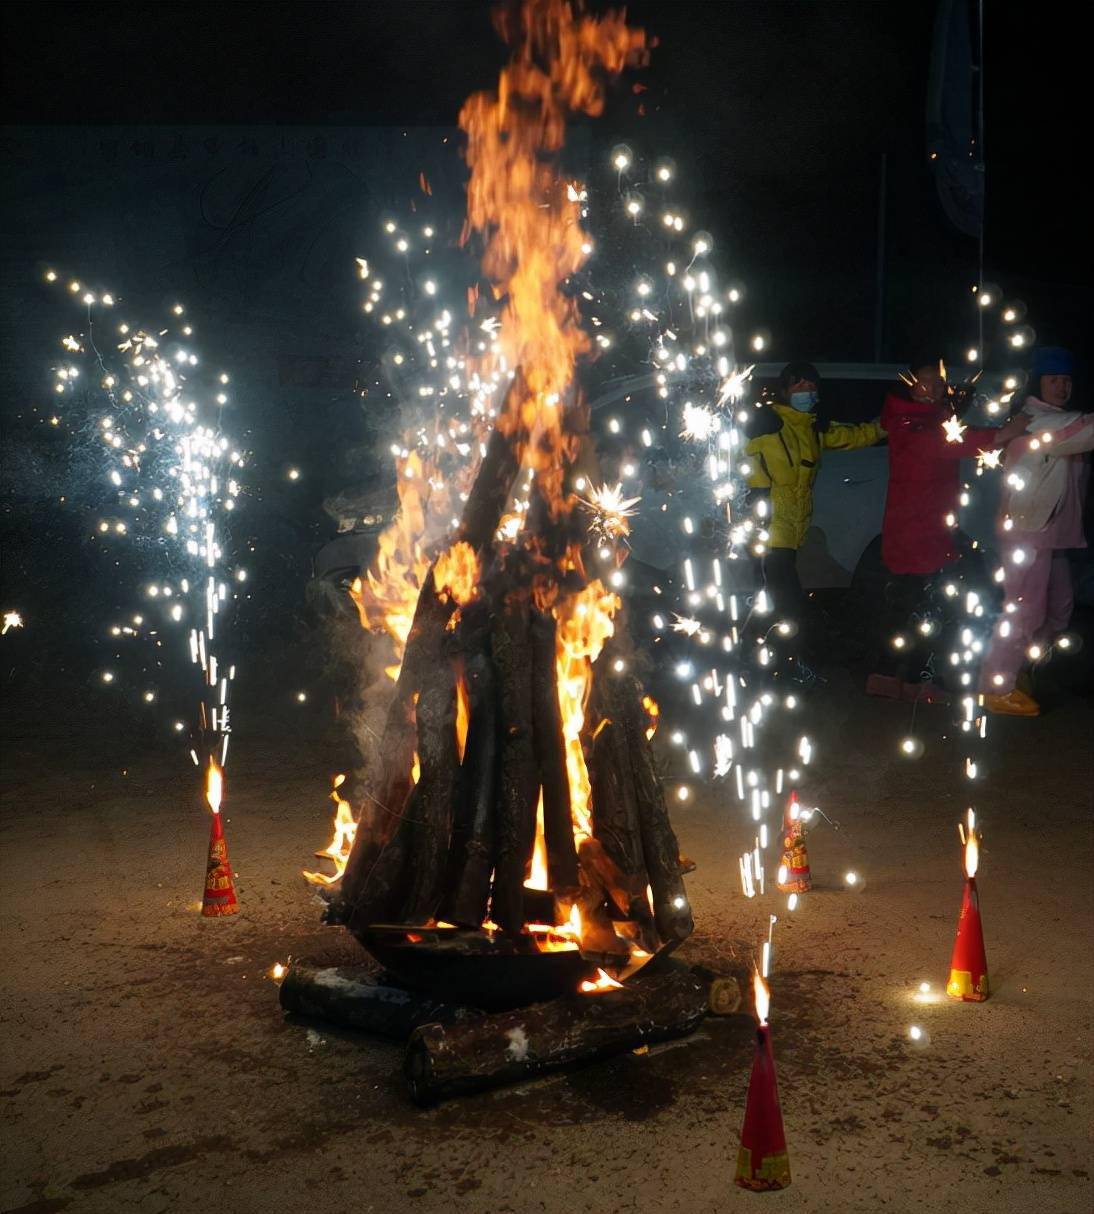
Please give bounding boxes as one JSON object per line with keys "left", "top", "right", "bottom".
{"left": 2, "top": 666, "right": 1091, "bottom": 1214}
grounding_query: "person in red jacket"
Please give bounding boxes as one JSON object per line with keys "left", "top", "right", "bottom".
{"left": 866, "top": 359, "right": 1027, "bottom": 702}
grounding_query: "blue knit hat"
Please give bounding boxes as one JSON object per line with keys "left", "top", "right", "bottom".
{"left": 1031, "top": 347, "right": 1074, "bottom": 379}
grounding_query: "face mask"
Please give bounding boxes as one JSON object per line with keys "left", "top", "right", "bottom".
{"left": 789, "top": 390, "right": 818, "bottom": 411}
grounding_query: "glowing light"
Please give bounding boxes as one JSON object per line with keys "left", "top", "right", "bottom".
{"left": 942, "top": 415, "right": 967, "bottom": 444}
{"left": 752, "top": 971, "right": 770, "bottom": 1025}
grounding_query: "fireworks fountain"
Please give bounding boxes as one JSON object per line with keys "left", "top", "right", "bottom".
{"left": 42, "top": 273, "right": 246, "bottom": 913}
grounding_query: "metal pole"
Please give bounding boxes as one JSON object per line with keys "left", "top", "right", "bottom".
{"left": 873, "top": 151, "right": 887, "bottom": 363}
{"left": 976, "top": 0, "right": 985, "bottom": 356}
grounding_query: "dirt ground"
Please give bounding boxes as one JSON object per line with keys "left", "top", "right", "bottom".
{"left": 2, "top": 665, "right": 1091, "bottom": 1214}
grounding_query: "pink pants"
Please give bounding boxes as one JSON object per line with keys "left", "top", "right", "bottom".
{"left": 982, "top": 549, "right": 1074, "bottom": 692}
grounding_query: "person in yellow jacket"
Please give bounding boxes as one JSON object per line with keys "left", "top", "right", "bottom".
{"left": 746, "top": 361, "right": 885, "bottom": 665}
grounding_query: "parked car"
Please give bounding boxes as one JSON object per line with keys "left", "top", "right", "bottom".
{"left": 590, "top": 362, "right": 1004, "bottom": 593}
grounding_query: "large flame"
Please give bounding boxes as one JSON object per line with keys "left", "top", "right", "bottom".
{"left": 314, "top": 1, "right": 645, "bottom": 946}
{"left": 302, "top": 775, "right": 358, "bottom": 887}
{"left": 349, "top": 451, "right": 433, "bottom": 680}
{"left": 460, "top": 0, "right": 645, "bottom": 507}
{"left": 555, "top": 580, "right": 620, "bottom": 838}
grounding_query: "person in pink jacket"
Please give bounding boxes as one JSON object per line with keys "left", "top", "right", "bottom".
{"left": 982, "top": 348, "right": 1093, "bottom": 715}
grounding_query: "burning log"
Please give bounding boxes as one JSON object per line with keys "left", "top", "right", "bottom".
{"left": 401, "top": 668, "right": 460, "bottom": 924}
{"left": 457, "top": 376, "right": 526, "bottom": 553}
{"left": 348, "top": 662, "right": 460, "bottom": 930}
{"left": 618, "top": 674, "right": 694, "bottom": 945}
{"left": 278, "top": 963, "right": 479, "bottom": 1040}
{"left": 346, "top": 813, "right": 412, "bottom": 932}
{"left": 443, "top": 648, "right": 499, "bottom": 927}
{"left": 336, "top": 568, "right": 452, "bottom": 920}
{"left": 403, "top": 961, "right": 708, "bottom": 1105}
{"left": 588, "top": 672, "right": 653, "bottom": 923}
{"left": 490, "top": 596, "right": 539, "bottom": 935}
{"left": 530, "top": 608, "right": 579, "bottom": 891}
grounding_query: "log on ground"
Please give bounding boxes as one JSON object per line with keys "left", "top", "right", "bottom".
{"left": 404, "top": 962, "right": 708, "bottom": 1105}
{"left": 279, "top": 963, "right": 480, "bottom": 1041}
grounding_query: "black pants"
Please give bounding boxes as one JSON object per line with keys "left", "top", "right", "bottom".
{"left": 875, "top": 572, "right": 934, "bottom": 681}
{"left": 760, "top": 547, "right": 815, "bottom": 657}
{"left": 874, "top": 560, "right": 978, "bottom": 683}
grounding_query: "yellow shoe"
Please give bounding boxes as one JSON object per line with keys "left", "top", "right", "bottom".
{"left": 984, "top": 689, "right": 1040, "bottom": 717}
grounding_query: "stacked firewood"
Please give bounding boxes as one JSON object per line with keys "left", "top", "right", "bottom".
{"left": 329, "top": 381, "right": 693, "bottom": 955}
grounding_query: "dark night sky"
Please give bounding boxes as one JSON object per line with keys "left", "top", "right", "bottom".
{"left": 1, "top": 0, "right": 1086, "bottom": 355}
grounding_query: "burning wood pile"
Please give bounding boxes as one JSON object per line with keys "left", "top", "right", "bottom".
{"left": 325, "top": 374, "right": 693, "bottom": 979}
{"left": 286, "top": 1, "right": 714, "bottom": 1100}
{"left": 318, "top": 0, "right": 693, "bottom": 991}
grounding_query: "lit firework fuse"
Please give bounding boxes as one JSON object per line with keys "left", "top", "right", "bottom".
{"left": 42, "top": 274, "right": 245, "bottom": 908}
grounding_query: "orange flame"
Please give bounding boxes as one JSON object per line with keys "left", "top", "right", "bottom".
{"left": 580, "top": 967, "right": 625, "bottom": 994}
{"left": 204, "top": 759, "right": 223, "bottom": 815}
{"left": 525, "top": 789, "right": 549, "bottom": 891}
{"left": 349, "top": 451, "right": 433, "bottom": 680}
{"left": 302, "top": 774, "right": 359, "bottom": 887}
{"left": 555, "top": 580, "right": 620, "bottom": 838}
{"left": 960, "top": 808, "right": 979, "bottom": 879}
{"left": 460, "top": 0, "right": 645, "bottom": 508}
{"left": 527, "top": 903, "right": 582, "bottom": 953}
{"left": 753, "top": 971, "right": 770, "bottom": 1026}
{"left": 642, "top": 694, "right": 660, "bottom": 741}
{"left": 435, "top": 541, "right": 480, "bottom": 607}
{"left": 455, "top": 674, "right": 470, "bottom": 763}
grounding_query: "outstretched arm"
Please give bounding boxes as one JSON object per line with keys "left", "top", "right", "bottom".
{"left": 822, "top": 418, "right": 885, "bottom": 451}
{"left": 1033, "top": 412, "right": 1094, "bottom": 456}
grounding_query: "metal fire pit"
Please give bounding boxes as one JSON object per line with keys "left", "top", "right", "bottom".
{"left": 356, "top": 924, "right": 599, "bottom": 1008}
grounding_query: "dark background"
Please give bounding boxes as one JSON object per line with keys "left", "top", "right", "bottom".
{"left": 3, "top": 0, "right": 1086, "bottom": 350}
{"left": 0, "top": 0, "right": 1087, "bottom": 725}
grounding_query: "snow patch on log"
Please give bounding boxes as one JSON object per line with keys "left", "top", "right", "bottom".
{"left": 505, "top": 1026, "right": 530, "bottom": 1061}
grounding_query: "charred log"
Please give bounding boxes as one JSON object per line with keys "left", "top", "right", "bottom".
{"left": 400, "top": 668, "right": 460, "bottom": 924}
{"left": 346, "top": 811, "right": 413, "bottom": 933}
{"left": 278, "top": 963, "right": 479, "bottom": 1040}
{"left": 335, "top": 568, "right": 452, "bottom": 920}
{"left": 457, "top": 375, "right": 526, "bottom": 553}
{"left": 575, "top": 836, "right": 658, "bottom": 955}
{"left": 442, "top": 649, "right": 499, "bottom": 928}
{"left": 586, "top": 668, "right": 660, "bottom": 946}
{"left": 404, "top": 962, "right": 708, "bottom": 1105}
{"left": 530, "top": 609, "right": 579, "bottom": 891}
{"left": 490, "top": 598, "right": 539, "bottom": 935}
{"left": 617, "top": 675, "right": 694, "bottom": 945}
